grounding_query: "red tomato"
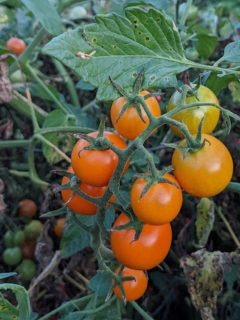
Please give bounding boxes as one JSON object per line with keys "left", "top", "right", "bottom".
{"left": 110, "top": 213, "right": 172, "bottom": 270}
{"left": 113, "top": 267, "right": 148, "bottom": 301}
{"left": 131, "top": 173, "right": 183, "bottom": 225}
{"left": 61, "top": 167, "right": 115, "bottom": 215}
{"left": 6, "top": 37, "right": 26, "bottom": 55}
{"left": 172, "top": 134, "right": 233, "bottom": 197}
{"left": 71, "top": 131, "right": 128, "bottom": 187}
{"left": 111, "top": 90, "right": 161, "bottom": 140}
{"left": 54, "top": 218, "right": 66, "bottom": 238}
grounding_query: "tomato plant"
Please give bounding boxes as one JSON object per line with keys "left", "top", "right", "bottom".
{"left": 111, "top": 213, "right": 172, "bottom": 270}
{"left": 3, "top": 247, "right": 22, "bottom": 266}
{"left": 0, "top": 1, "right": 240, "bottom": 319}
{"left": 61, "top": 167, "right": 115, "bottom": 214}
{"left": 111, "top": 90, "right": 161, "bottom": 140}
{"left": 54, "top": 217, "right": 66, "bottom": 238}
{"left": 113, "top": 267, "right": 148, "bottom": 301}
{"left": 71, "top": 131, "right": 128, "bottom": 187}
{"left": 6, "top": 37, "right": 26, "bottom": 55}
{"left": 131, "top": 173, "right": 183, "bottom": 225}
{"left": 18, "top": 199, "right": 37, "bottom": 218}
{"left": 17, "top": 259, "right": 36, "bottom": 281}
{"left": 172, "top": 134, "right": 233, "bottom": 197}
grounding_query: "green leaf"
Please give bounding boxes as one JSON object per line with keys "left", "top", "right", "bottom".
{"left": 42, "top": 109, "right": 76, "bottom": 164}
{"left": 0, "top": 272, "right": 16, "bottom": 280}
{"left": 195, "top": 198, "right": 215, "bottom": 248}
{"left": 0, "top": 297, "right": 18, "bottom": 320}
{"left": 0, "top": 283, "right": 31, "bottom": 320}
{"left": 44, "top": 8, "right": 192, "bottom": 101}
{"left": 221, "top": 40, "right": 240, "bottom": 63}
{"left": 88, "top": 271, "right": 113, "bottom": 297}
{"left": 103, "top": 208, "right": 116, "bottom": 231}
{"left": 204, "top": 72, "right": 237, "bottom": 95}
{"left": 60, "top": 213, "right": 91, "bottom": 258}
{"left": 21, "top": 0, "right": 63, "bottom": 35}
{"left": 228, "top": 81, "right": 240, "bottom": 103}
{"left": 196, "top": 34, "right": 218, "bottom": 59}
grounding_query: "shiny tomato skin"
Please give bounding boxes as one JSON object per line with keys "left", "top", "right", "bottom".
{"left": 131, "top": 173, "right": 183, "bottom": 225}
{"left": 172, "top": 134, "right": 233, "bottom": 197}
{"left": 54, "top": 218, "right": 66, "bottom": 238}
{"left": 71, "top": 131, "right": 128, "bottom": 187}
{"left": 167, "top": 85, "right": 220, "bottom": 136}
{"left": 113, "top": 267, "right": 148, "bottom": 301}
{"left": 61, "top": 167, "right": 114, "bottom": 215}
{"left": 110, "top": 213, "right": 172, "bottom": 270}
{"left": 111, "top": 90, "right": 161, "bottom": 140}
{"left": 6, "top": 37, "right": 26, "bottom": 55}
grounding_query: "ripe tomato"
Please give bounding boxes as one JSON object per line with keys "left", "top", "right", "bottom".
{"left": 54, "top": 217, "right": 66, "bottom": 238}
{"left": 113, "top": 267, "right": 148, "bottom": 301}
{"left": 110, "top": 213, "right": 172, "bottom": 270}
{"left": 172, "top": 134, "right": 233, "bottom": 197}
{"left": 18, "top": 199, "right": 37, "bottom": 218}
{"left": 61, "top": 167, "right": 115, "bottom": 215}
{"left": 131, "top": 173, "right": 183, "bottom": 225}
{"left": 166, "top": 85, "right": 220, "bottom": 136}
{"left": 6, "top": 37, "right": 26, "bottom": 55}
{"left": 111, "top": 90, "right": 161, "bottom": 140}
{"left": 3, "top": 247, "right": 22, "bottom": 266}
{"left": 71, "top": 131, "right": 128, "bottom": 187}
{"left": 21, "top": 238, "right": 36, "bottom": 259}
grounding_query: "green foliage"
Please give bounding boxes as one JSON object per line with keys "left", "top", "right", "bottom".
{"left": 21, "top": 0, "right": 63, "bottom": 35}
{"left": 88, "top": 271, "right": 113, "bottom": 297}
{"left": 60, "top": 213, "right": 91, "bottom": 258}
{"left": 195, "top": 198, "right": 215, "bottom": 248}
{"left": 44, "top": 7, "right": 191, "bottom": 101}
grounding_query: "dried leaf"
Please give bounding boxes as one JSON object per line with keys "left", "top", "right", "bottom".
{"left": 0, "top": 60, "right": 12, "bottom": 103}
{"left": 0, "top": 119, "right": 13, "bottom": 139}
{"left": 180, "top": 249, "right": 232, "bottom": 320}
{"left": 0, "top": 195, "right": 7, "bottom": 214}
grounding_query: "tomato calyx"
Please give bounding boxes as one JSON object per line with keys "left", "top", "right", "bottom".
{"left": 111, "top": 214, "right": 144, "bottom": 241}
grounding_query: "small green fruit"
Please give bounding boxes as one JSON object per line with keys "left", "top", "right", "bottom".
{"left": 24, "top": 220, "right": 43, "bottom": 239}
{"left": 4, "top": 230, "right": 14, "bottom": 248}
{"left": 3, "top": 247, "right": 22, "bottom": 266}
{"left": 14, "top": 230, "right": 25, "bottom": 246}
{"left": 17, "top": 259, "right": 36, "bottom": 281}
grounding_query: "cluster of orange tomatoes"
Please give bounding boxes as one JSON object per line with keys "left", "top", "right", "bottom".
{"left": 61, "top": 85, "right": 233, "bottom": 301}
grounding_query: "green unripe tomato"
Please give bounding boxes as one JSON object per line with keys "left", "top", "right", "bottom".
{"left": 10, "top": 70, "right": 26, "bottom": 83}
{"left": 3, "top": 247, "right": 22, "bottom": 266}
{"left": 17, "top": 259, "right": 36, "bottom": 281}
{"left": 24, "top": 220, "right": 43, "bottom": 239}
{"left": 0, "top": 5, "right": 14, "bottom": 24}
{"left": 4, "top": 230, "right": 14, "bottom": 248}
{"left": 14, "top": 230, "right": 25, "bottom": 246}
{"left": 68, "top": 6, "right": 87, "bottom": 20}
{"left": 185, "top": 47, "right": 199, "bottom": 61}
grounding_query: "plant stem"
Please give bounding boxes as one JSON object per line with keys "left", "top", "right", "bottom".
{"left": 10, "top": 27, "right": 46, "bottom": 74}
{"left": 217, "top": 208, "right": 240, "bottom": 249}
{"left": 9, "top": 91, "right": 47, "bottom": 124}
{"left": 25, "top": 63, "right": 67, "bottom": 114}
{"left": 53, "top": 59, "right": 80, "bottom": 108}
{"left": 0, "top": 140, "right": 29, "bottom": 149}
{"left": 38, "top": 295, "right": 93, "bottom": 320}
{"left": 130, "top": 301, "right": 155, "bottom": 320}
{"left": 36, "top": 134, "right": 71, "bottom": 163}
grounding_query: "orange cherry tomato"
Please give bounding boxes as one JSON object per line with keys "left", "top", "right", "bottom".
{"left": 54, "top": 217, "right": 66, "bottom": 238}
{"left": 71, "top": 131, "right": 128, "bottom": 187}
{"left": 111, "top": 90, "right": 161, "bottom": 140}
{"left": 172, "top": 134, "right": 233, "bottom": 197}
{"left": 131, "top": 173, "right": 183, "bottom": 225}
{"left": 166, "top": 85, "right": 220, "bottom": 137}
{"left": 6, "top": 37, "right": 26, "bottom": 55}
{"left": 18, "top": 199, "right": 37, "bottom": 218}
{"left": 61, "top": 167, "right": 115, "bottom": 214}
{"left": 113, "top": 267, "right": 148, "bottom": 301}
{"left": 110, "top": 213, "right": 172, "bottom": 270}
